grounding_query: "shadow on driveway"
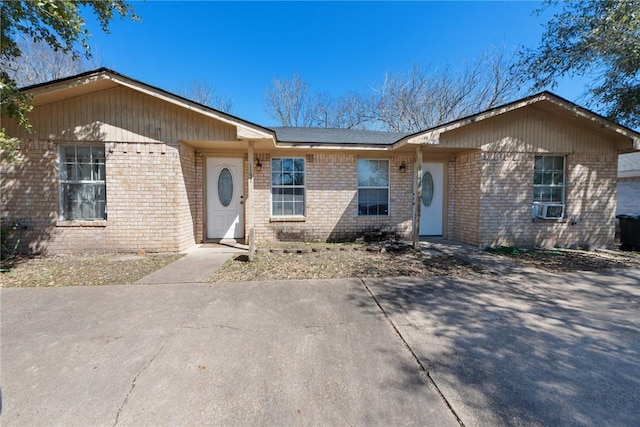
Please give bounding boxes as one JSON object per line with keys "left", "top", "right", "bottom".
{"left": 0, "top": 279, "right": 458, "bottom": 426}
{"left": 359, "top": 269, "right": 640, "bottom": 426}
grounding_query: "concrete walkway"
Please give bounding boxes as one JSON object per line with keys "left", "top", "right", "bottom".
{"left": 136, "top": 243, "right": 246, "bottom": 284}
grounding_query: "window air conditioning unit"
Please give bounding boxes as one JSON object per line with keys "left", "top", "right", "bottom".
{"left": 535, "top": 203, "right": 564, "bottom": 219}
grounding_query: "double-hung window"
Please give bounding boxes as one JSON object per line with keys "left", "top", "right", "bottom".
{"left": 533, "top": 155, "right": 565, "bottom": 203}
{"left": 271, "top": 157, "right": 305, "bottom": 216}
{"left": 358, "top": 159, "right": 389, "bottom": 216}
{"left": 59, "top": 145, "right": 106, "bottom": 220}
{"left": 533, "top": 155, "right": 565, "bottom": 219}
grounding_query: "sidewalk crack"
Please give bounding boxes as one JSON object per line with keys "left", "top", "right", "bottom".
{"left": 359, "top": 278, "right": 465, "bottom": 427}
{"left": 112, "top": 340, "right": 168, "bottom": 426}
{"left": 113, "top": 288, "right": 213, "bottom": 426}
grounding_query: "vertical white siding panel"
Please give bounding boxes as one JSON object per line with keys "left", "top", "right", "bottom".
{"left": 201, "top": 114, "right": 209, "bottom": 140}
{"left": 169, "top": 103, "right": 177, "bottom": 144}
{"left": 110, "top": 87, "right": 118, "bottom": 141}
{"left": 127, "top": 89, "right": 136, "bottom": 142}
{"left": 111, "top": 87, "right": 120, "bottom": 142}
{"left": 136, "top": 90, "right": 144, "bottom": 142}
{"left": 143, "top": 92, "right": 151, "bottom": 141}
{"left": 89, "top": 91, "right": 97, "bottom": 140}
{"left": 11, "top": 84, "right": 244, "bottom": 145}
{"left": 440, "top": 107, "right": 615, "bottom": 154}
{"left": 130, "top": 88, "right": 138, "bottom": 141}
{"left": 62, "top": 98, "right": 70, "bottom": 140}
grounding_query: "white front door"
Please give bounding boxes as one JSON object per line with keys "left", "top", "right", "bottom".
{"left": 419, "top": 162, "right": 444, "bottom": 236}
{"left": 206, "top": 158, "right": 244, "bottom": 239}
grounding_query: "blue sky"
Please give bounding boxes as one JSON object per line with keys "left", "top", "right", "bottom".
{"left": 83, "top": 1, "right": 584, "bottom": 126}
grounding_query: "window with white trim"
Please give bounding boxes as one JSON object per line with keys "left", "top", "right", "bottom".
{"left": 533, "top": 155, "right": 565, "bottom": 203}
{"left": 271, "top": 157, "right": 305, "bottom": 216}
{"left": 358, "top": 159, "right": 389, "bottom": 216}
{"left": 59, "top": 145, "right": 106, "bottom": 220}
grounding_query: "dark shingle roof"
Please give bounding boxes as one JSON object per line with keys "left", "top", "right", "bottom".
{"left": 269, "top": 127, "right": 407, "bottom": 145}
{"left": 619, "top": 152, "right": 640, "bottom": 173}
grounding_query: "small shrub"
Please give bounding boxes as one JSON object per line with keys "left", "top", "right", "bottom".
{"left": 1, "top": 220, "right": 27, "bottom": 271}
{"left": 485, "top": 245, "right": 527, "bottom": 256}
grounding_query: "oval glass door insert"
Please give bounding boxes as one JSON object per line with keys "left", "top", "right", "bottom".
{"left": 218, "top": 167, "right": 233, "bottom": 207}
{"left": 421, "top": 171, "right": 434, "bottom": 207}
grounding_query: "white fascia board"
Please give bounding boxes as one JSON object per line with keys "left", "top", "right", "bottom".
{"left": 237, "top": 127, "right": 276, "bottom": 141}
{"left": 393, "top": 131, "right": 440, "bottom": 149}
{"left": 406, "top": 131, "right": 441, "bottom": 145}
{"left": 26, "top": 72, "right": 109, "bottom": 96}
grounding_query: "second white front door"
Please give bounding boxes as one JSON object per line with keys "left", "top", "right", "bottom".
{"left": 206, "top": 158, "right": 244, "bottom": 239}
{"left": 419, "top": 162, "right": 444, "bottom": 236}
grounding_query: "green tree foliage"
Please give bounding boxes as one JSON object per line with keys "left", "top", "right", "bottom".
{"left": 0, "top": 0, "right": 137, "bottom": 157}
{"left": 520, "top": 0, "right": 640, "bottom": 128}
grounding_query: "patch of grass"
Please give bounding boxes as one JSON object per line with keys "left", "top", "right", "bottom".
{"left": 487, "top": 247, "right": 639, "bottom": 272}
{"left": 209, "top": 249, "right": 486, "bottom": 282}
{"left": 1, "top": 253, "right": 184, "bottom": 287}
{"left": 485, "top": 246, "right": 528, "bottom": 256}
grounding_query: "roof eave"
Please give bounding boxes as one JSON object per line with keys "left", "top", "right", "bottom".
{"left": 275, "top": 142, "right": 394, "bottom": 150}
{"left": 105, "top": 73, "right": 275, "bottom": 141}
{"left": 23, "top": 68, "right": 277, "bottom": 142}
{"left": 397, "top": 92, "right": 640, "bottom": 146}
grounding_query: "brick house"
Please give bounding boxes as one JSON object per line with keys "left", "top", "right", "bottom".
{"left": 2, "top": 68, "right": 639, "bottom": 254}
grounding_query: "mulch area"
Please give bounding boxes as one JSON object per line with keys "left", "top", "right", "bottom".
{"left": 210, "top": 250, "right": 481, "bottom": 282}
{"left": 3, "top": 243, "right": 638, "bottom": 288}
{"left": 487, "top": 247, "right": 640, "bottom": 272}
{"left": 211, "top": 243, "right": 640, "bottom": 282}
{"left": 1, "top": 253, "right": 183, "bottom": 287}
{"left": 210, "top": 243, "right": 486, "bottom": 282}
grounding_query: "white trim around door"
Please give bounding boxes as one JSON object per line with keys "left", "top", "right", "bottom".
{"left": 206, "top": 157, "right": 244, "bottom": 239}
{"left": 418, "top": 162, "right": 444, "bottom": 236}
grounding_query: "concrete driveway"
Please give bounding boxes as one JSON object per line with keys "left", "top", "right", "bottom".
{"left": 2, "top": 269, "right": 639, "bottom": 426}
{"left": 0, "top": 279, "right": 457, "bottom": 426}
{"left": 364, "top": 268, "right": 640, "bottom": 426}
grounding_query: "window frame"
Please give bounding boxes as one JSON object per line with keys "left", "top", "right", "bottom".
{"left": 533, "top": 155, "right": 566, "bottom": 205}
{"left": 270, "top": 157, "right": 306, "bottom": 217}
{"left": 58, "top": 144, "right": 107, "bottom": 221}
{"left": 357, "top": 158, "right": 390, "bottom": 217}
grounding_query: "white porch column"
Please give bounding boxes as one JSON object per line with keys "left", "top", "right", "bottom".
{"left": 412, "top": 146, "right": 423, "bottom": 249}
{"left": 247, "top": 141, "right": 256, "bottom": 260}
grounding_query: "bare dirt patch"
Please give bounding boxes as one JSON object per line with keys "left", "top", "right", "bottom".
{"left": 1, "top": 253, "right": 184, "bottom": 287}
{"left": 209, "top": 246, "right": 486, "bottom": 282}
{"left": 486, "top": 247, "right": 640, "bottom": 272}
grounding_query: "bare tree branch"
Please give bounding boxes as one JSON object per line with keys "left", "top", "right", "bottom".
{"left": 263, "top": 47, "right": 520, "bottom": 132}
{"left": 370, "top": 48, "right": 521, "bottom": 132}
{"left": 4, "top": 35, "right": 101, "bottom": 87}
{"left": 265, "top": 73, "right": 315, "bottom": 127}
{"left": 177, "top": 79, "right": 235, "bottom": 113}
